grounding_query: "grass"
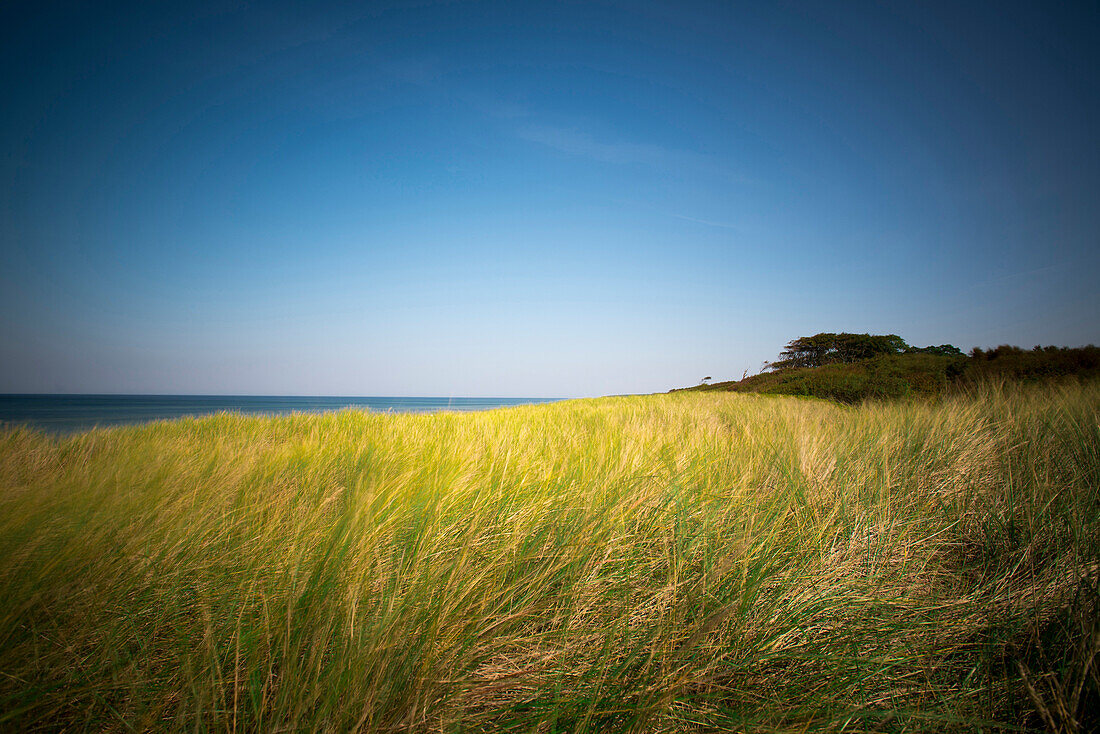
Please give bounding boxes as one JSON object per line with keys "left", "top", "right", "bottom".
{"left": 682, "top": 345, "right": 1100, "bottom": 404}
{"left": 685, "top": 353, "right": 965, "bottom": 402}
{"left": 1, "top": 383, "right": 1098, "bottom": 732}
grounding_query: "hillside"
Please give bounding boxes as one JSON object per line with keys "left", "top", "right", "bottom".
{"left": 680, "top": 344, "right": 1100, "bottom": 403}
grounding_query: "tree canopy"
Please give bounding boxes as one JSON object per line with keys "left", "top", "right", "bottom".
{"left": 907, "top": 344, "right": 964, "bottom": 357}
{"left": 768, "top": 333, "right": 910, "bottom": 370}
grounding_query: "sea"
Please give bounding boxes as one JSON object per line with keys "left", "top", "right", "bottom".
{"left": 0, "top": 395, "right": 561, "bottom": 435}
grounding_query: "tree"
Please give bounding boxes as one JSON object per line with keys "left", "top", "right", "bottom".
{"left": 768, "top": 333, "right": 910, "bottom": 370}
{"left": 906, "top": 344, "right": 963, "bottom": 357}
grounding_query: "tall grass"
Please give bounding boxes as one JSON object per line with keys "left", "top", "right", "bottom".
{"left": 1, "top": 384, "right": 1097, "bottom": 731}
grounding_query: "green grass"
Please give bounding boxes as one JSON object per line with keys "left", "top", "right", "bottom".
{"left": 683, "top": 346, "right": 1100, "bottom": 404}
{"left": 687, "top": 352, "right": 964, "bottom": 402}
{"left": 1, "top": 384, "right": 1098, "bottom": 732}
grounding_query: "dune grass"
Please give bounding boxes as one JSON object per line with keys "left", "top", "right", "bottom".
{"left": 1, "top": 384, "right": 1098, "bottom": 732}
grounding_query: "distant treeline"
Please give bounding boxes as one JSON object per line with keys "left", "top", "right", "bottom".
{"left": 678, "top": 333, "right": 1100, "bottom": 403}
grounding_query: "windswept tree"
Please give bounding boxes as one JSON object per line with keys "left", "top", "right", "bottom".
{"left": 768, "top": 333, "right": 909, "bottom": 370}
{"left": 906, "top": 344, "right": 964, "bottom": 357}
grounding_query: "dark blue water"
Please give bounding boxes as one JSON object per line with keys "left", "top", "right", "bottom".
{"left": 0, "top": 395, "right": 561, "bottom": 434}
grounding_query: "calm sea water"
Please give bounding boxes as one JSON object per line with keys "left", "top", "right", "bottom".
{"left": 0, "top": 395, "right": 561, "bottom": 434}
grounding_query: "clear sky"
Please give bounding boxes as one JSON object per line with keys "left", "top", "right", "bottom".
{"left": 2, "top": 0, "right": 1098, "bottom": 397}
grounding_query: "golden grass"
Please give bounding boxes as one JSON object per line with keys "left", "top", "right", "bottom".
{"left": 1, "top": 384, "right": 1097, "bottom": 731}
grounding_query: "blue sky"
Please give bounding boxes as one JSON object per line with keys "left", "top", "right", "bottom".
{"left": 2, "top": 0, "right": 1098, "bottom": 396}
